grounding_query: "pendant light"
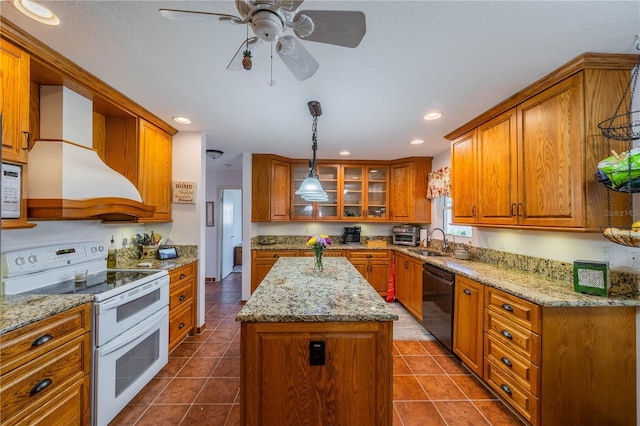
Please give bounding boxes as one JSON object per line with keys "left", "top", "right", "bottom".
{"left": 295, "top": 101, "right": 328, "bottom": 201}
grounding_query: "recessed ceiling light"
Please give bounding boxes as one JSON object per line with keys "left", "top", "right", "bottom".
{"left": 423, "top": 112, "right": 442, "bottom": 121}
{"left": 173, "top": 116, "right": 191, "bottom": 124}
{"left": 339, "top": 151, "right": 350, "bottom": 156}
{"left": 411, "top": 139, "right": 424, "bottom": 145}
{"left": 13, "top": 0, "right": 60, "bottom": 25}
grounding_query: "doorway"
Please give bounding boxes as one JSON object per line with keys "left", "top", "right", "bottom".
{"left": 218, "top": 187, "right": 243, "bottom": 280}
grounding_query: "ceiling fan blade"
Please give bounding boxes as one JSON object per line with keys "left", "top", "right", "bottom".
{"left": 159, "top": 8, "right": 244, "bottom": 24}
{"left": 276, "top": 36, "right": 319, "bottom": 81}
{"left": 292, "top": 10, "right": 366, "bottom": 48}
{"left": 275, "top": 0, "right": 305, "bottom": 12}
{"left": 226, "top": 37, "right": 260, "bottom": 71}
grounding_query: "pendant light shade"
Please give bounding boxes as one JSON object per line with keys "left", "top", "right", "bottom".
{"left": 295, "top": 101, "right": 328, "bottom": 201}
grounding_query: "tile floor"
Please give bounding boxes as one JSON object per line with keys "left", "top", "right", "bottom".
{"left": 110, "top": 272, "right": 524, "bottom": 426}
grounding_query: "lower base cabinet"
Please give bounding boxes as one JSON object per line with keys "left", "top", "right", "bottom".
{"left": 453, "top": 279, "right": 636, "bottom": 425}
{"left": 394, "top": 252, "right": 423, "bottom": 321}
{"left": 169, "top": 262, "right": 198, "bottom": 352}
{"left": 452, "top": 275, "right": 484, "bottom": 377}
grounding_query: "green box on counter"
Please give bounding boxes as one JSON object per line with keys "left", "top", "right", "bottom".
{"left": 573, "top": 260, "right": 609, "bottom": 297}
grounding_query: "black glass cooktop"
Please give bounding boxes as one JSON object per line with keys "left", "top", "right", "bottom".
{"left": 24, "top": 269, "right": 162, "bottom": 296}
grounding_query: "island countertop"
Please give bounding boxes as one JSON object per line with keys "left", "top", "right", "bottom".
{"left": 236, "top": 257, "right": 398, "bottom": 323}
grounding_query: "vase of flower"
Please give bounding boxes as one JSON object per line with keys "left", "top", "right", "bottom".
{"left": 306, "top": 234, "right": 331, "bottom": 272}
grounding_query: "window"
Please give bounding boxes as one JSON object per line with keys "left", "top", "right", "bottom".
{"left": 443, "top": 197, "right": 472, "bottom": 237}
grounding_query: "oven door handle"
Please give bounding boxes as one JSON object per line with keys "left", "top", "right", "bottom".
{"left": 97, "top": 276, "right": 169, "bottom": 313}
{"left": 98, "top": 307, "right": 167, "bottom": 356}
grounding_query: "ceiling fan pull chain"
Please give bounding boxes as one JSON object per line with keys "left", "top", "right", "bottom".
{"left": 269, "top": 41, "right": 276, "bottom": 86}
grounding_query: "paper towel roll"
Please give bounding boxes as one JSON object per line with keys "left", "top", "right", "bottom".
{"left": 420, "top": 229, "right": 428, "bottom": 247}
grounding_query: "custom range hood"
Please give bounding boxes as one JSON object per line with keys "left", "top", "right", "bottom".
{"left": 27, "top": 86, "right": 155, "bottom": 220}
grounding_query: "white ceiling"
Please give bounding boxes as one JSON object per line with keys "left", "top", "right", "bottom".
{"left": 3, "top": 1, "right": 639, "bottom": 169}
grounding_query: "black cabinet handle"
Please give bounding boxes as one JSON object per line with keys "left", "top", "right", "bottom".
{"left": 179, "top": 273, "right": 186, "bottom": 279}
{"left": 179, "top": 322, "right": 186, "bottom": 329}
{"left": 31, "top": 334, "right": 53, "bottom": 347}
{"left": 366, "top": 254, "right": 372, "bottom": 258}
{"left": 463, "top": 289, "right": 471, "bottom": 296}
{"left": 179, "top": 295, "right": 186, "bottom": 301}
{"left": 501, "top": 330, "right": 513, "bottom": 340}
{"left": 23, "top": 131, "right": 31, "bottom": 150}
{"left": 502, "top": 303, "right": 514, "bottom": 312}
{"left": 500, "top": 384, "right": 512, "bottom": 396}
{"left": 273, "top": 254, "right": 280, "bottom": 258}
{"left": 30, "top": 378, "right": 52, "bottom": 395}
{"left": 501, "top": 357, "right": 513, "bottom": 367}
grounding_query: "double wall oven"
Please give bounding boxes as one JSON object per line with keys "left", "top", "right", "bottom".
{"left": 2, "top": 241, "right": 169, "bottom": 426}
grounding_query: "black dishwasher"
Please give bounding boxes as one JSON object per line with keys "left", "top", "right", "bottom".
{"left": 422, "top": 263, "right": 455, "bottom": 352}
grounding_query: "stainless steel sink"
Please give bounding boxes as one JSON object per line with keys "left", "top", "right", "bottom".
{"left": 409, "top": 249, "right": 446, "bottom": 257}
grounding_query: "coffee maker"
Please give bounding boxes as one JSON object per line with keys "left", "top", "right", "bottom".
{"left": 342, "top": 226, "right": 361, "bottom": 244}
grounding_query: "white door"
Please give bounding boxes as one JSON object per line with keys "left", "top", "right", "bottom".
{"left": 220, "top": 188, "right": 242, "bottom": 278}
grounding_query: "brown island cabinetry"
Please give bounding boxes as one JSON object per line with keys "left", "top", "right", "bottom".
{"left": 237, "top": 257, "right": 397, "bottom": 426}
{"left": 453, "top": 275, "right": 636, "bottom": 425}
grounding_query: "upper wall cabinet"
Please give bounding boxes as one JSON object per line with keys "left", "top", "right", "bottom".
{"left": 447, "top": 53, "right": 636, "bottom": 231}
{"left": 138, "top": 119, "right": 172, "bottom": 222}
{"left": 252, "top": 154, "right": 291, "bottom": 221}
{"left": 1, "top": 41, "right": 30, "bottom": 164}
{"left": 342, "top": 164, "right": 389, "bottom": 221}
{"left": 390, "top": 157, "right": 431, "bottom": 223}
{"left": 291, "top": 162, "right": 340, "bottom": 221}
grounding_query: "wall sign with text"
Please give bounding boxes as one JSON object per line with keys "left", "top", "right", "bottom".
{"left": 172, "top": 181, "right": 196, "bottom": 204}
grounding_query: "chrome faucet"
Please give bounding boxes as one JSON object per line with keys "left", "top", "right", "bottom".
{"left": 427, "top": 227, "right": 448, "bottom": 252}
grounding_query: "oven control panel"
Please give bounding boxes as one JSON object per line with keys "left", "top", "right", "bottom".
{"left": 2, "top": 241, "right": 107, "bottom": 277}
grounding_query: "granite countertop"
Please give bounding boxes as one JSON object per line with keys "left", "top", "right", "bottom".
{"left": 0, "top": 294, "right": 94, "bottom": 335}
{"left": 236, "top": 257, "right": 398, "bottom": 323}
{"left": 252, "top": 243, "right": 640, "bottom": 308}
{"left": 115, "top": 256, "right": 198, "bottom": 271}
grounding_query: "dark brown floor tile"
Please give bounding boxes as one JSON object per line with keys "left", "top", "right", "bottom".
{"left": 394, "top": 401, "right": 447, "bottom": 425}
{"left": 450, "top": 375, "right": 498, "bottom": 400}
{"left": 404, "top": 355, "right": 446, "bottom": 375}
{"left": 169, "top": 342, "right": 202, "bottom": 358}
{"left": 207, "top": 328, "right": 238, "bottom": 342}
{"left": 393, "top": 355, "right": 413, "bottom": 375}
{"left": 393, "top": 375, "right": 429, "bottom": 401}
{"left": 194, "top": 341, "right": 231, "bottom": 357}
{"left": 394, "top": 341, "right": 429, "bottom": 355}
{"left": 433, "top": 354, "right": 471, "bottom": 375}
{"left": 224, "top": 341, "right": 241, "bottom": 357}
{"left": 177, "top": 357, "right": 221, "bottom": 377}
{"left": 135, "top": 404, "right": 189, "bottom": 426}
{"left": 181, "top": 404, "right": 232, "bottom": 426}
{"left": 226, "top": 404, "right": 241, "bottom": 426}
{"left": 217, "top": 318, "right": 241, "bottom": 329}
{"left": 434, "top": 401, "right": 490, "bottom": 425}
{"left": 154, "top": 378, "right": 207, "bottom": 404}
{"left": 392, "top": 405, "right": 403, "bottom": 426}
{"left": 473, "top": 400, "right": 525, "bottom": 425}
{"left": 130, "top": 377, "right": 171, "bottom": 405}
{"left": 156, "top": 357, "right": 189, "bottom": 377}
{"left": 211, "top": 356, "right": 241, "bottom": 377}
{"left": 416, "top": 375, "right": 467, "bottom": 401}
{"left": 194, "top": 377, "right": 241, "bottom": 404}
{"left": 420, "top": 340, "right": 451, "bottom": 356}
{"left": 184, "top": 329, "right": 212, "bottom": 342}
{"left": 392, "top": 344, "right": 400, "bottom": 356}
{"left": 108, "top": 404, "right": 147, "bottom": 425}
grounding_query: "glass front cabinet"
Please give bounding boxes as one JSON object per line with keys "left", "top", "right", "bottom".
{"left": 291, "top": 162, "right": 339, "bottom": 220}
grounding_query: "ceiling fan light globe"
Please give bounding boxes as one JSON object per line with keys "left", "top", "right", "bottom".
{"left": 251, "top": 10, "right": 284, "bottom": 42}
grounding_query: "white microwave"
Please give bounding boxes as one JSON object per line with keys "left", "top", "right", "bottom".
{"left": 2, "top": 163, "right": 21, "bottom": 219}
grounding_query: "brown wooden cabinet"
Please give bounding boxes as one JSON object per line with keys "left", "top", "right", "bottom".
{"left": 168, "top": 262, "right": 197, "bottom": 351}
{"left": 394, "top": 252, "right": 423, "bottom": 320}
{"left": 138, "top": 119, "right": 172, "bottom": 222}
{"left": 0, "top": 303, "right": 92, "bottom": 425}
{"left": 1, "top": 41, "right": 30, "bottom": 164}
{"left": 291, "top": 162, "right": 340, "bottom": 220}
{"left": 342, "top": 165, "right": 390, "bottom": 220}
{"left": 252, "top": 154, "right": 291, "bottom": 221}
{"left": 250, "top": 250, "right": 299, "bottom": 293}
{"left": 448, "top": 54, "right": 633, "bottom": 230}
{"left": 452, "top": 275, "right": 484, "bottom": 377}
{"left": 389, "top": 158, "right": 431, "bottom": 222}
{"left": 346, "top": 250, "right": 391, "bottom": 297}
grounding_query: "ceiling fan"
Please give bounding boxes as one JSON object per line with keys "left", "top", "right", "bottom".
{"left": 159, "top": 0, "right": 366, "bottom": 81}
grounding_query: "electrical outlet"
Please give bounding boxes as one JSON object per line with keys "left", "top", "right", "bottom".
{"left": 601, "top": 246, "right": 612, "bottom": 263}
{"left": 630, "top": 250, "right": 640, "bottom": 268}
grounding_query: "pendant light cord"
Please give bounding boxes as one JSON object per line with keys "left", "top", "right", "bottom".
{"left": 310, "top": 114, "right": 319, "bottom": 178}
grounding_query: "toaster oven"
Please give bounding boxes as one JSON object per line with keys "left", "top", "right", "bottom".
{"left": 392, "top": 225, "right": 420, "bottom": 246}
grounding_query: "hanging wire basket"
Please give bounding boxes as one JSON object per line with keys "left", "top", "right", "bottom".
{"left": 597, "top": 55, "right": 640, "bottom": 141}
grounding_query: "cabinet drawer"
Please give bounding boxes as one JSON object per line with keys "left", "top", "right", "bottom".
{"left": 485, "top": 287, "right": 541, "bottom": 333}
{"left": 484, "top": 359, "right": 539, "bottom": 425}
{"left": 169, "top": 302, "right": 194, "bottom": 350}
{"left": 485, "top": 309, "right": 541, "bottom": 364}
{"left": 170, "top": 279, "right": 194, "bottom": 310}
{"left": 346, "top": 250, "right": 391, "bottom": 260}
{"left": 252, "top": 250, "right": 299, "bottom": 259}
{"left": 169, "top": 263, "right": 196, "bottom": 285}
{"left": 0, "top": 303, "right": 91, "bottom": 375}
{"left": 299, "top": 250, "right": 344, "bottom": 257}
{"left": 0, "top": 333, "right": 91, "bottom": 422}
{"left": 485, "top": 333, "right": 540, "bottom": 395}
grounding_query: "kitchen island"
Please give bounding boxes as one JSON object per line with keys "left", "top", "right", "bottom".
{"left": 236, "top": 257, "right": 397, "bottom": 426}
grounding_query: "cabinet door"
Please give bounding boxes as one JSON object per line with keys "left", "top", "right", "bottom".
{"left": 1, "top": 42, "right": 30, "bottom": 164}
{"left": 369, "top": 260, "right": 391, "bottom": 295}
{"left": 453, "top": 275, "right": 484, "bottom": 376}
{"left": 406, "top": 256, "right": 423, "bottom": 321}
{"left": 394, "top": 253, "right": 410, "bottom": 305}
{"left": 138, "top": 119, "right": 172, "bottom": 222}
{"left": 365, "top": 165, "right": 389, "bottom": 220}
{"left": 342, "top": 165, "right": 365, "bottom": 219}
{"left": 451, "top": 131, "right": 477, "bottom": 223}
{"left": 315, "top": 164, "right": 339, "bottom": 219}
{"left": 251, "top": 250, "right": 298, "bottom": 292}
{"left": 517, "top": 74, "right": 583, "bottom": 227}
{"left": 477, "top": 109, "right": 518, "bottom": 225}
{"left": 270, "top": 159, "right": 291, "bottom": 220}
{"left": 389, "top": 161, "right": 414, "bottom": 221}
{"left": 291, "top": 162, "right": 315, "bottom": 220}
